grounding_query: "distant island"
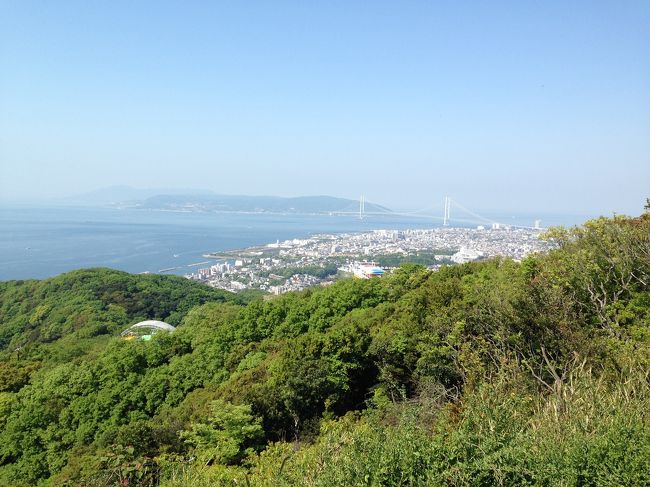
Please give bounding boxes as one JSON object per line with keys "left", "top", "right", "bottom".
{"left": 64, "top": 186, "right": 391, "bottom": 214}
{"left": 127, "top": 194, "right": 390, "bottom": 214}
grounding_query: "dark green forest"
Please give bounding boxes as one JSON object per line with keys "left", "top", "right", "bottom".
{"left": 0, "top": 213, "right": 648, "bottom": 486}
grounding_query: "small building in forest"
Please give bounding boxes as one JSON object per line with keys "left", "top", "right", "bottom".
{"left": 120, "top": 320, "right": 176, "bottom": 341}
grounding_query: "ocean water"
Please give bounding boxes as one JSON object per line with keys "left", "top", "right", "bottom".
{"left": 0, "top": 206, "right": 588, "bottom": 280}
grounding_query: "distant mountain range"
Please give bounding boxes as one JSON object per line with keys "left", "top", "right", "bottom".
{"left": 60, "top": 185, "right": 215, "bottom": 206}
{"left": 130, "top": 194, "right": 391, "bottom": 214}
{"left": 63, "top": 186, "right": 391, "bottom": 214}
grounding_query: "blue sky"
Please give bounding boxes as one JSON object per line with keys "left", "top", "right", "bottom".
{"left": 1, "top": 1, "right": 648, "bottom": 215}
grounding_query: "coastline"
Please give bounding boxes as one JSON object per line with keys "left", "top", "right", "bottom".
{"left": 0, "top": 206, "right": 586, "bottom": 281}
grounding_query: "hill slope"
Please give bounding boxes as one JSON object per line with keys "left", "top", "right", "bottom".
{"left": 0, "top": 268, "right": 244, "bottom": 392}
{"left": 0, "top": 214, "right": 648, "bottom": 486}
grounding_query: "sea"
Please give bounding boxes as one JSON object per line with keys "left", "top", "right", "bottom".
{"left": 0, "top": 206, "right": 589, "bottom": 281}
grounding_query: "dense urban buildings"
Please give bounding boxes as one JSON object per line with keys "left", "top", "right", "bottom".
{"left": 187, "top": 226, "right": 553, "bottom": 294}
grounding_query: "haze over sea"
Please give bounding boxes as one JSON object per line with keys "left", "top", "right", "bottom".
{"left": 0, "top": 206, "right": 590, "bottom": 280}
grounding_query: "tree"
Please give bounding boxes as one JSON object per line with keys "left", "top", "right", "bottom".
{"left": 180, "top": 400, "right": 263, "bottom": 466}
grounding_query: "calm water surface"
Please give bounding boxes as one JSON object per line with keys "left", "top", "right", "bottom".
{"left": 0, "top": 206, "right": 587, "bottom": 280}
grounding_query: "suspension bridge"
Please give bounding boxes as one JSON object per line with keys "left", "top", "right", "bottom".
{"left": 355, "top": 195, "right": 542, "bottom": 231}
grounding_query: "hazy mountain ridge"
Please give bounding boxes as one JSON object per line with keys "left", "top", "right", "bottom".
{"left": 60, "top": 187, "right": 391, "bottom": 214}
{"left": 127, "top": 193, "right": 390, "bottom": 214}
{"left": 59, "top": 186, "right": 216, "bottom": 206}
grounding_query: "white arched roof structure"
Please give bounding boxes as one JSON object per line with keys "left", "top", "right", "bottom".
{"left": 120, "top": 320, "right": 176, "bottom": 337}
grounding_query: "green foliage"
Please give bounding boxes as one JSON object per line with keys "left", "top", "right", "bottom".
{"left": 216, "top": 363, "right": 648, "bottom": 487}
{"left": 0, "top": 268, "right": 240, "bottom": 363}
{"left": 373, "top": 250, "right": 451, "bottom": 267}
{"left": 0, "top": 214, "right": 649, "bottom": 485}
{"left": 260, "top": 263, "right": 339, "bottom": 280}
{"left": 180, "top": 400, "right": 263, "bottom": 466}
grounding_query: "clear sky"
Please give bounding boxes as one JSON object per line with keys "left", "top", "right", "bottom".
{"left": 1, "top": 1, "right": 648, "bottom": 215}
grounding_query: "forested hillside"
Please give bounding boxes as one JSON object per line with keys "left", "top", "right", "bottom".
{"left": 0, "top": 214, "right": 648, "bottom": 486}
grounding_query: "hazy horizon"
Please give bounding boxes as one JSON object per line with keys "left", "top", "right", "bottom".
{"left": 1, "top": 1, "right": 649, "bottom": 215}
{"left": 0, "top": 184, "right": 613, "bottom": 221}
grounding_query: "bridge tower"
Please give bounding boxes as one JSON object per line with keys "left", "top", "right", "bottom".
{"left": 443, "top": 196, "right": 450, "bottom": 226}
